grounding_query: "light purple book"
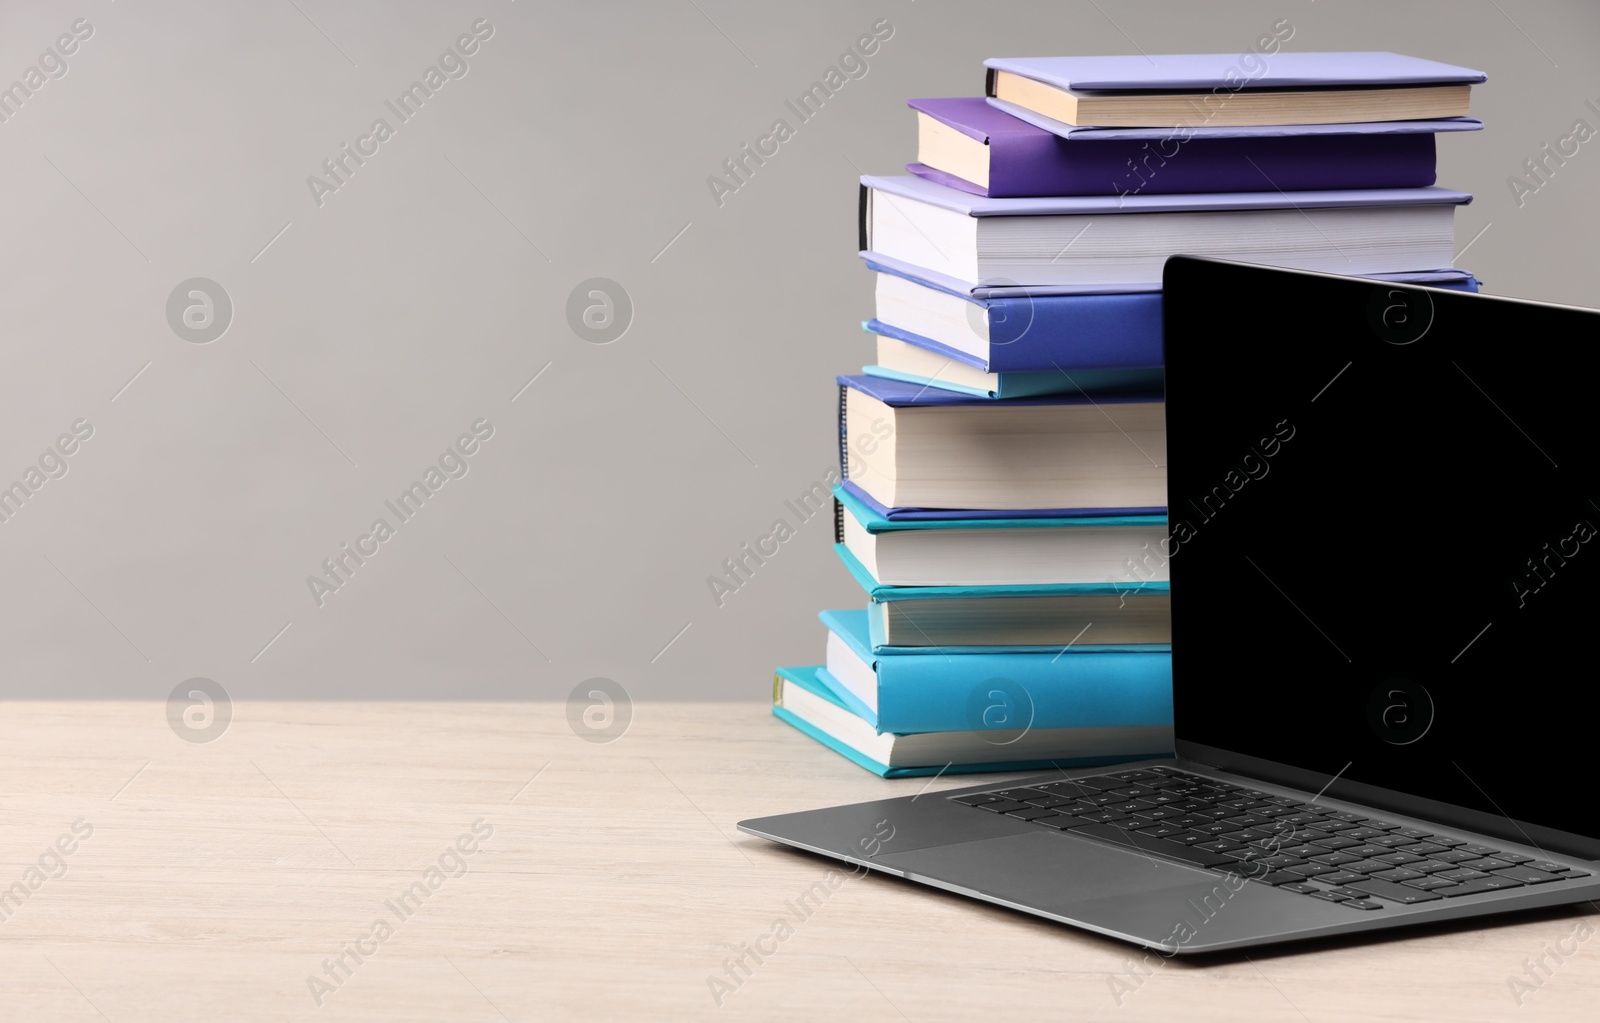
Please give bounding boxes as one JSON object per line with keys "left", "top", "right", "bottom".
{"left": 984, "top": 51, "right": 1486, "bottom": 91}
{"left": 984, "top": 51, "right": 1487, "bottom": 139}
{"left": 908, "top": 97, "right": 1453, "bottom": 196}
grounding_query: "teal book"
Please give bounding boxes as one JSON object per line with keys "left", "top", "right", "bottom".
{"left": 772, "top": 665, "right": 1173, "bottom": 777}
{"left": 820, "top": 609, "right": 1172, "bottom": 735}
{"left": 835, "top": 481, "right": 1168, "bottom": 588}
{"left": 835, "top": 542, "right": 1171, "bottom": 649}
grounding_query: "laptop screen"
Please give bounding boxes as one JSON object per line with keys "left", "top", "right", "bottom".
{"left": 1161, "top": 257, "right": 1600, "bottom": 860}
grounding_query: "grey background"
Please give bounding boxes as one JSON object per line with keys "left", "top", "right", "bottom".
{"left": 1, "top": 0, "right": 1594, "bottom": 700}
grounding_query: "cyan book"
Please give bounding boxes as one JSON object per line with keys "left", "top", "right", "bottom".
{"left": 773, "top": 665, "right": 1173, "bottom": 776}
{"left": 819, "top": 609, "right": 1173, "bottom": 735}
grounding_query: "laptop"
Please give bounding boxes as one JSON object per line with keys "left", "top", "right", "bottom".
{"left": 737, "top": 256, "right": 1600, "bottom": 953}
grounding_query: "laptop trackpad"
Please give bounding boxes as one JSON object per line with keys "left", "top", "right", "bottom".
{"left": 876, "top": 829, "right": 1217, "bottom": 909}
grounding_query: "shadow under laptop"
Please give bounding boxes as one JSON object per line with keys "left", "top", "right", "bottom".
{"left": 754, "top": 840, "right": 1599, "bottom": 965}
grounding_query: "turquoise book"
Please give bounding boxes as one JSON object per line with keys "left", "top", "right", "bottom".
{"left": 772, "top": 665, "right": 1173, "bottom": 777}
{"left": 819, "top": 609, "right": 1171, "bottom": 735}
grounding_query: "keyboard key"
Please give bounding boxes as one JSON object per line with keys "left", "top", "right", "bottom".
{"left": 1033, "top": 815, "right": 1079, "bottom": 830}
{"left": 1527, "top": 860, "right": 1570, "bottom": 874}
{"left": 1080, "top": 792, "right": 1128, "bottom": 806}
{"left": 1325, "top": 887, "right": 1370, "bottom": 900}
{"left": 1074, "top": 809, "right": 1129, "bottom": 823}
{"left": 1403, "top": 877, "right": 1459, "bottom": 890}
{"left": 1280, "top": 814, "right": 1328, "bottom": 827}
{"left": 1342, "top": 828, "right": 1388, "bottom": 842}
{"left": 1107, "top": 786, "right": 1155, "bottom": 798}
{"left": 1429, "top": 850, "right": 1482, "bottom": 864}
{"left": 1427, "top": 835, "right": 1467, "bottom": 847}
{"left": 1221, "top": 828, "right": 1273, "bottom": 843}
{"left": 1310, "top": 852, "right": 1364, "bottom": 866}
{"left": 1392, "top": 827, "right": 1435, "bottom": 840}
{"left": 1317, "top": 819, "right": 1360, "bottom": 832}
{"left": 1491, "top": 866, "right": 1568, "bottom": 885}
{"left": 1373, "top": 868, "right": 1426, "bottom": 882}
{"left": 1368, "top": 834, "right": 1418, "bottom": 848}
{"left": 1221, "top": 814, "right": 1275, "bottom": 829}
{"left": 1345, "top": 859, "right": 1394, "bottom": 874}
{"left": 1322, "top": 811, "right": 1365, "bottom": 822}
{"left": 1281, "top": 844, "right": 1327, "bottom": 858}
{"left": 1498, "top": 852, "right": 1535, "bottom": 865}
{"left": 1438, "top": 876, "right": 1524, "bottom": 897}
{"left": 1405, "top": 843, "right": 1450, "bottom": 857}
{"left": 1167, "top": 832, "right": 1215, "bottom": 846}
{"left": 992, "top": 789, "right": 1052, "bottom": 802}
{"left": 1345, "top": 878, "right": 1444, "bottom": 904}
{"left": 1373, "top": 852, "right": 1427, "bottom": 866}
{"left": 1278, "top": 882, "right": 1320, "bottom": 894}
{"left": 1457, "top": 843, "right": 1501, "bottom": 857}
{"left": 952, "top": 794, "right": 1002, "bottom": 806}
{"left": 1108, "top": 817, "right": 1150, "bottom": 831}
{"left": 1286, "top": 863, "right": 1337, "bottom": 877}
{"left": 1317, "top": 871, "right": 1367, "bottom": 886}
{"left": 1354, "top": 819, "right": 1401, "bottom": 832}
{"left": 1066, "top": 777, "right": 1123, "bottom": 792}
{"left": 1132, "top": 807, "right": 1184, "bottom": 821}
{"left": 1192, "top": 822, "right": 1243, "bottom": 836}
{"left": 1195, "top": 839, "right": 1244, "bottom": 853}
{"left": 1340, "top": 845, "right": 1389, "bottom": 859}
{"left": 1413, "top": 860, "right": 1459, "bottom": 874}
{"left": 976, "top": 800, "right": 1030, "bottom": 813}
{"left": 1257, "top": 854, "right": 1306, "bottom": 868}
{"left": 1310, "top": 836, "right": 1362, "bottom": 851}
{"left": 1307, "top": 890, "right": 1351, "bottom": 903}
{"left": 1110, "top": 770, "right": 1161, "bottom": 783}
{"left": 1136, "top": 823, "right": 1189, "bottom": 839}
{"left": 1464, "top": 857, "right": 1516, "bottom": 871}
{"left": 1343, "top": 899, "right": 1384, "bottom": 910}
{"left": 1009, "top": 807, "right": 1067, "bottom": 821}
{"left": 1436, "top": 867, "right": 1489, "bottom": 881}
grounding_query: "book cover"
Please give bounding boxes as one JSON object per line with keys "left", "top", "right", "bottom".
{"left": 773, "top": 666, "right": 1172, "bottom": 775}
{"left": 820, "top": 610, "right": 1173, "bottom": 735}
{"left": 909, "top": 96, "right": 1443, "bottom": 196}
{"left": 983, "top": 52, "right": 1486, "bottom": 93}
{"left": 862, "top": 250, "right": 1482, "bottom": 299}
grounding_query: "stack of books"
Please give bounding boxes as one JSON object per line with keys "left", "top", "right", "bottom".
{"left": 774, "top": 51, "right": 1486, "bottom": 777}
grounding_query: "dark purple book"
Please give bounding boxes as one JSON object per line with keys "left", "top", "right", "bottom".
{"left": 908, "top": 97, "right": 1445, "bottom": 198}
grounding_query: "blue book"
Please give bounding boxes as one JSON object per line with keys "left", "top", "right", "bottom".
{"left": 773, "top": 665, "right": 1173, "bottom": 776}
{"left": 820, "top": 609, "right": 1173, "bottom": 736}
{"left": 863, "top": 321, "right": 1162, "bottom": 399}
{"left": 834, "top": 482, "right": 1169, "bottom": 588}
{"left": 835, "top": 542, "right": 1171, "bottom": 649}
{"left": 838, "top": 373, "right": 1167, "bottom": 514}
{"left": 867, "top": 260, "right": 1480, "bottom": 377}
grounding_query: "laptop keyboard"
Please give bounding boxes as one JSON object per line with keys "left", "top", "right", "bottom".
{"left": 950, "top": 766, "right": 1590, "bottom": 910}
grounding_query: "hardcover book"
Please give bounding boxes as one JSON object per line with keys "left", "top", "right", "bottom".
{"left": 908, "top": 96, "right": 1447, "bottom": 197}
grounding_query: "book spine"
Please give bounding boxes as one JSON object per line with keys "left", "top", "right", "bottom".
{"left": 983, "top": 131, "right": 1438, "bottom": 199}
{"left": 833, "top": 497, "right": 844, "bottom": 545}
{"left": 875, "top": 651, "right": 1174, "bottom": 734}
